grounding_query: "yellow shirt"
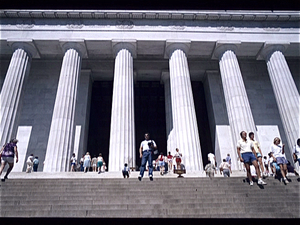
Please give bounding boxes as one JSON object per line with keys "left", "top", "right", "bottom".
{"left": 251, "top": 140, "right": 260, "bottom": 153}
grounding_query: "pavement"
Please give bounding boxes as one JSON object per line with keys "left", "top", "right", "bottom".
{"left": 3, "top": 170, "right": 251, "bottom": 179}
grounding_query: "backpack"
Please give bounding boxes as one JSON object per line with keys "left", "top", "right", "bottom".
{"left": 2, "top": 143, "right": 15, "bottom": 157}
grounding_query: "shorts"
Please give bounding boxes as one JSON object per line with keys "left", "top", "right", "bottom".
{"left": 71, "top": 162, "right": 76, "bottom": 166}
{"left": 176, "top": 158, "right": 181, "bottom": 163}
{"left": 276, "top": 157, "right": 288, "bottom": 165}
{"left": 1, "top": 156, "right": 14, "bottom": 164}
{"left": 241, "top": 152, "right": 257, "bottom": 164}
{"left": 92, "top": 163, "right": 97, "bottom": 167}
{"left": 158, "top": 161, "right": 165, "bottom": 167}
{"left": 97, "top": 161, "right": 103, "bottom": 168}
{"left": 256, "top": 153, "right": 262, "bottom": 158}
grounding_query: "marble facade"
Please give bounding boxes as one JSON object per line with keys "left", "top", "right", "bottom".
{"left": 0, "top": 10, "right": 299, "bottom": 172}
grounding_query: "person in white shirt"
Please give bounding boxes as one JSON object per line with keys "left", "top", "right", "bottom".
{"left": 237, "top": 131, "right": 267, "bottom": 186}
{"left": 70, "top": 153, "right": 77, "bottom": 172}
{"left": 219, "top": 159, "right": 231, "bottom": 177}
{"left": 270, "top": 137, "right": 289, "bottom": 184}
{"left": 173, "top": 148, "right": 182, "bottom": 170}
{"left": 26, "top": 154, "right": 34, "bottom": 173}
{"left": 138, "top": 133, "right": 157, "bottom": 181}
{"left": 208, "top": 152, "right": 216, "bottom": 174}
{"left": 122, "top": 163, "right": 130, "bottom": 178}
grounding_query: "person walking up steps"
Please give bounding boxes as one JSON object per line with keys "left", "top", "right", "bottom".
{"left": 0, "top": 138, "right": 19, "bottom": 181}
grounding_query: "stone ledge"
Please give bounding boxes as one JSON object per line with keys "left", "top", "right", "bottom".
{"left": 0, "top": 10, "right": 299, "bottom": 22}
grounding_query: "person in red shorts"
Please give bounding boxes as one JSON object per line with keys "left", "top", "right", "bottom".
{"left": 173, "top": 148, "right": 182, "bottom": 170}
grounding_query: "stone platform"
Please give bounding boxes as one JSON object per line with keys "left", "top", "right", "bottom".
{"left": 5, "top": 170, "right": 250, "bottom": 179}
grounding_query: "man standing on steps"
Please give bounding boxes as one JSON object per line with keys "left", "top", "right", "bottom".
{"left": 138, "top": 133, "right": 157, "bottom": 181}
{"left": 237, "top": 131, "right": 267, "bottom": 186}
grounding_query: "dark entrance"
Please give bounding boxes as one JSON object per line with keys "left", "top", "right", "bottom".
{"left": 87, "top": 81, "right": 113, "bottom": 166}
{"left": 87, "top": 80, "right": 212, "bottom": 170}
{"left": 134, "top": 81, "right": 167, "bottom": 169}
{"left": 87, "top": 81, "right": 167, "bottom": 169}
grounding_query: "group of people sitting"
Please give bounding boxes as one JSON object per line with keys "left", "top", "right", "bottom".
{"left": 147, "top": 148, "right": 184, "bottom": 176}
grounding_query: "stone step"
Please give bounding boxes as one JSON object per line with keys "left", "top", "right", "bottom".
{"left": 2, "top": 206, "right": 298, "bottom": 218}
{"left": 0, "top": 176, "right": 299, "bottom": 218}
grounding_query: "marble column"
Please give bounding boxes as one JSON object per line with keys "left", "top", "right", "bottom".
{"left": 108, "top": 41, "right": 136, "bottom": 171}
{"left": 0, "top": 40, "right": 39, "bottom": 145}
{"left": 214, "top": 42, "right": 258, "bottom": 170}
{"left": 260, "top": 43, "right": 300, "bottom": 157}
{"left": 166, "top": 41, "right": 203, "bottom": 171}
{"left": 161, "top": 72, "right": 176, "bottom": 155}
{"left": 43, "top": 41, "right": 86, "bottom": 172}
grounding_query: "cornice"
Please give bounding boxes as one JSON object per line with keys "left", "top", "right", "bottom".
{"left": 0, "top": 10, "right": 299, "bottom": 21}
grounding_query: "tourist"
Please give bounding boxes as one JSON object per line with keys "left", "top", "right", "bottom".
{"left": 249, "top": 132, "right": 266, "bottom": 177}
{"left": 83, "top": 152, "right": 91, "bottom": 173}
{"left": 0, "top": 138, "right": 19, "bottom": 182}
{"left": 287, "top": 160, "right": 299, "bottom": 177}
{"left": 237, "top": 131, "right": 267, "bottom": 186}
{"left": 138, "top": 133, "right": 157, "bottom": 181}
{"left": 226, "top": 153, "right": 232, "bottom": 173}
{"left": 173, "top": 148, "right": 182, "bottom": 170}
{"left": 164, "top": 154, "right": 168, "bottom": 174}
{"left": 70, "top": 153, "right": 77, "bottom": 172}
{"left": 268, "top": 152, "right": 277, "bottom": 177}
{"left": 91, "top": 155, "right": 97, "bottom": 172}
{"left": 207, "top": 152, "right": 216, "bottom": 174}
{"left": 80, "top": 155, "right": 84, "bottom": 171}
{"left": 219, "top": 159, "right": 231, "bottom": 177}
{"left": 293, "top": 138, "right": 300, "bottom": 171}
{"left": 33, "top": 156, "right": 39, "bottom": 172}
{"left": 167, "top": 151, "right": 173, "bottom": 173}
{"left": 122, "top": 163, "right": 130, "bottom": 178}
{"left": 26, "top": 154, "right": 34, "bottom": 173}
{"left": 205, "top": 160, "right": 215, "bottom": 179}
{"left": 101, "top": 162, "right": 107, "bottom": 172}
{"left": 97, "top": 153, "right": 104, "bottom": 174}
{"left": 263, "top": 156, "right": 269, "bottom": 176}
{"left": 270, "top": 137, "right": 289, "bottom": 184}
{"left": 156, "top": 152, "right": 165, "bottom": 175}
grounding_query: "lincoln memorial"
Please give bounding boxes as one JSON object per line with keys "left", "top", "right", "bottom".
{"left": 0, "top": 10, "right": 299, "bottom": 172}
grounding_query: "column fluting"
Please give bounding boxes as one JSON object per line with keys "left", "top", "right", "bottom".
{"left": 0, "top": 44, "right": 34, "bottom": 145}
{"left": 167, "top": 43, "right": 203, "bottom": 171}
{"left": 262, "top": 44, "right": 299, "bottom": 156}
{"left": 215, "top": 43, "right": 258, "bottom": 170}
{"left": 44, "top": 45, "right": 83, "bottom": 172}
{"left": 108, "top": 44, "right": 135, "bottom": 171}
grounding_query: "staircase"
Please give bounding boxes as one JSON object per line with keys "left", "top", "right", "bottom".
{"left": 0, "top": 174, "right": 299, "bottom": 218}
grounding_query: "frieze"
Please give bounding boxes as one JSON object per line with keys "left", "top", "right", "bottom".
{"left": 216, "top": 26, "right": 234, "bottom": 31}
{"left": 263, "top": 27, "right": 281, "bottom": 31}
{"left": 116, "top": 20, "right": 134, "bottom": 29}
{"left": 170, "top": 26, "right": 186, "bottom": 30}
{"left": 66, "top": 24, "right": 84, "bottom": 29}
{"left": 15, "top": 19, "right": 34, "bottom": 29}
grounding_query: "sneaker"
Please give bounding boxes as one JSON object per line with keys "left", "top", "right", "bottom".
{"left": 149, "top": 176, "right": 153, "bottom": 181}
{"left": 284, "top": 178, "right": 289, "bottom": 184}
{"left": 138, "top": 176, "right": 142, "bottom": 181}
{"left": 258, "top": 179, "right": 267, "bottom": 185}
{"left": 249, "top": 181, "right": 254, "bottom": 186}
